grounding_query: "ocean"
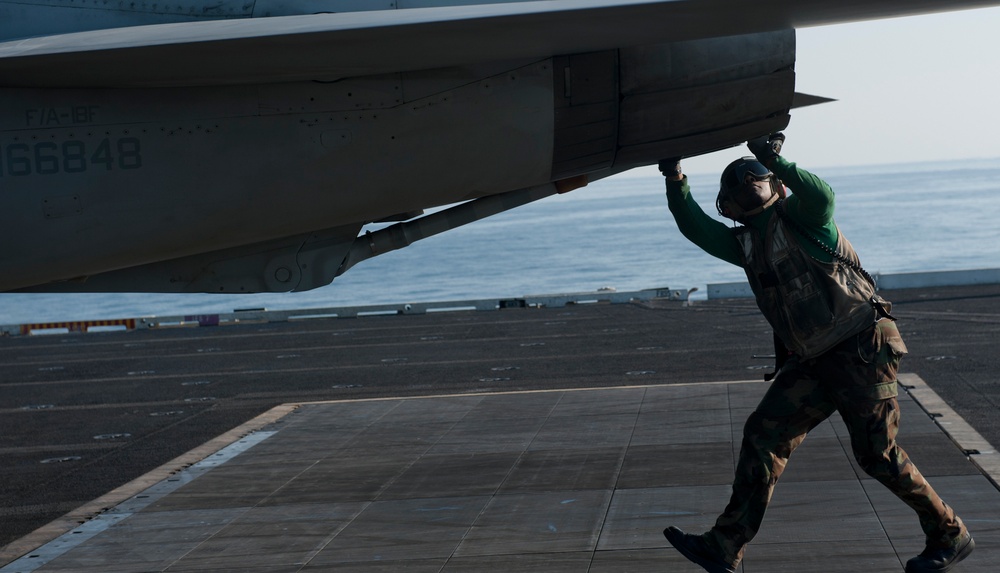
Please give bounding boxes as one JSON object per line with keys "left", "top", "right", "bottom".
{"left": 2, "top": 158, "right": 999, "bottom": 325}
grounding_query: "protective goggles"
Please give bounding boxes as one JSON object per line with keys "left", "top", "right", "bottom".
{"left": 722, "top": 158, "right": 773, "bottom": 192}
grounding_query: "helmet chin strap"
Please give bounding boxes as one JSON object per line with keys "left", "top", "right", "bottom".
{"left": 726, "top": 177, "right": 786, "bottom": 222}
{"left": 737, "top": 191, "right": 780, "bottom": 220}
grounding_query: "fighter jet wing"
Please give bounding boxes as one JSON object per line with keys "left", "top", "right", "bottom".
{"left": 1, "top": 0, "right": 998, "bottom": 88}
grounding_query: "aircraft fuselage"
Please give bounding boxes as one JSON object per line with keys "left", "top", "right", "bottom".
{"left": 0, "top": 1, "right": 799, "bottom": 293}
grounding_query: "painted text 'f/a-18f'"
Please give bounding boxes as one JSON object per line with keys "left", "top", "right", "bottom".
{"left": 0, "top": 0, "right": 996, "bottom": 294}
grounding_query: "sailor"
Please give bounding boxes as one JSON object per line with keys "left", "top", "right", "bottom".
{"left": 658, "top": 134, "right": 974, "bottom": 573}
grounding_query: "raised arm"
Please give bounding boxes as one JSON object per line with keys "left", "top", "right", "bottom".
{"left": 661, "top": 159, "right": 742, "bottom": 267}
{"left": 770, "top": 156, "right": 835, "bottom": 228}
{"left": 746, "top": 134, "right": 838, "bottom": 249}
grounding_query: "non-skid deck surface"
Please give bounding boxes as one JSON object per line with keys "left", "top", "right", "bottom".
{"left": 7, "top": 378, "right": 997, "bottom": 572}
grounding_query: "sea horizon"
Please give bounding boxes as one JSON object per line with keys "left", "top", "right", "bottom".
{"left": 2, "top": 157, "right": 998, "bottom": 326}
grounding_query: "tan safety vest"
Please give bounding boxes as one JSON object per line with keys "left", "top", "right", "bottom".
{"left": 735, "top": 211, "right": 878, "bottom": 360}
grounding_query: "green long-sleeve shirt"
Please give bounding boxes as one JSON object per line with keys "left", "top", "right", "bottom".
{"left": 665, "top": 156, "right": 839, "bottom": 266}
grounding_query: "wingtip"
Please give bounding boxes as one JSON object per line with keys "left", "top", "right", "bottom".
{"left": 792, "top": 92, "right": 837, "bottom": 109}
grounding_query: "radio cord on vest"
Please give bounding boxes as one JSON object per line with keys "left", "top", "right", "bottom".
{"left": 775, "top": 200, "right": 895, "bottom": 321}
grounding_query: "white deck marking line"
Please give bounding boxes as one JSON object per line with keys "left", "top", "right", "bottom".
{"left": 900, "top": 373, "right": 1000, "bottom": 491}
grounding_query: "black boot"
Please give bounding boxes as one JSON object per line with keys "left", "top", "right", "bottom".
{"left": 663, "top": 526, "right": 738, "bottom": 573}
{"left": 905, "top": 531, "right": 975, "bottom": 572}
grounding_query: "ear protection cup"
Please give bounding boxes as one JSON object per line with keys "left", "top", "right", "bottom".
{"left": 716, "top": 195, "right": 739, "bottom": 221}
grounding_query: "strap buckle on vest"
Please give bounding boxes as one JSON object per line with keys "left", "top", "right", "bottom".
{"left": 870, "top": 296, "right": 897, "bottom": 321}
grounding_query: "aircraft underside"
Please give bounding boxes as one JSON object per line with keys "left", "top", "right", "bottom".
{"left": 2, "top": 0, "right": 995, "bottom": 293}
{"left": 0, "top": 31, "right": 794, "bottom": 293}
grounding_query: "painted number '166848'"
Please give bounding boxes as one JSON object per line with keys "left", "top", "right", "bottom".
{"left": 0, "top": 138, "right": 142, "bottom": 176}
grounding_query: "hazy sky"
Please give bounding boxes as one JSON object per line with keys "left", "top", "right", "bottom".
{"left": 646, "top": 5, "right": 1000, "bottom": 176}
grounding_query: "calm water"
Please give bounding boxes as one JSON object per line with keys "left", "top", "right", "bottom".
{"left": 2, "top": 159, "right": 999, "bottom": 324}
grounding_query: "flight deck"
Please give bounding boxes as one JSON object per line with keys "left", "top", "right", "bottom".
{"left": 1, "top": 283, "right": 998, "bottom": 571}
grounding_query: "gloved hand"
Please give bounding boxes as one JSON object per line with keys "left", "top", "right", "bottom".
{"left": 747, "top": 132, "right": 784, "bottom": 165}
{"left": 658, "top": 157, "right": 682, "bottom": 179}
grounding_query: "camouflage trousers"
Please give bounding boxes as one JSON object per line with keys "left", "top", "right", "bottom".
{"left": 705, "top": 319, "right": 966, "bottom": 565}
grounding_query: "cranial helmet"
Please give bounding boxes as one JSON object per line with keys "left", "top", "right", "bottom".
{"left": 715, "top": 157, "right": 786, "bottom": 222}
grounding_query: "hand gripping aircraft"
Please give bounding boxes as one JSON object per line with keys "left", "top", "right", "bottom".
{"left": 0, "top": 0, "right": 996, "bottom": 294}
